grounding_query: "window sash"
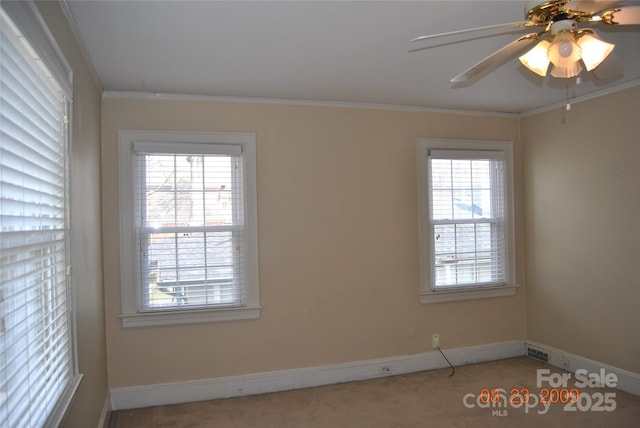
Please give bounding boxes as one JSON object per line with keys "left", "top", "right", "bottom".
{"left": 432, "top": 221, "right": 507, "bottom": 288}
{"left": 427, "top": 149, "right": 509, "bottom": 290}
{"left": 134, "top": 150, "right": 247, "bottom": 312}
{"left": 1, "top": 4, "right": 77, "bottom": 427}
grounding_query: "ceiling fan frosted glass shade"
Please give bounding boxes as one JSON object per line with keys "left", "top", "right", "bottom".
{"left": 577, "top": 33, "right": 615, "bottom": 71}
{"left": 548, "top": 32, "right": 582, "bottom": 67}
{"left": 550, "top": 61, "right": 583, "bottom": 78}
{"left": 519, "top": 40, "right": 551, "bottom": 76}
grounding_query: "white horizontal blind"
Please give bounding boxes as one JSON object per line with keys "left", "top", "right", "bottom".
{"left": 0, "top": 9, "right": 73, "bottom": 428}
{"left": 429, "top": 150, "right": 507, "bottom": 288}
{"left": 134, "top": 147, "right": 246, "bottom": 311}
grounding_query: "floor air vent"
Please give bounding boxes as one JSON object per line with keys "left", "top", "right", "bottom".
{"left": 527, "top": 346, "right": 549, "bottom": 363}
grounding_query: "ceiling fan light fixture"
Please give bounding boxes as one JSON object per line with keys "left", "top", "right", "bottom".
{"left": 519, "top": 39, "right": 551, "bottom": 76}
{"left": 577, "top": 32, "right": 615, "bottom": 71}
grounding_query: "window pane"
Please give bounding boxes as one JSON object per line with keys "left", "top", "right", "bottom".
{"left": 203, "top": 156, "right": 236, "bottom": 226}
{"left": 451, "top": 159, "right": 472, "bottom": 188}
{"left": 432, "top": 189, "right": 453, "bottom": 219}
{"left": 430, "top": 159, "right": 452, "bottom": 220}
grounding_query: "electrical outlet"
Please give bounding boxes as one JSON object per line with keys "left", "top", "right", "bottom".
{"left": 432, "top": 334, "right": 440, "bottom": 349}
{"left": 380, "top": 365, "right": 392, "bottom": 374}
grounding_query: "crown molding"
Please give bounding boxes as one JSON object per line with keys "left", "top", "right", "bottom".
{"left": 102, "top": 79, "right": 640, "bottom": 118}
{"left": 102, "top": 90, "right": 521, "bottom": 118}
{"left": 520, "top": 78, "right": 640, "bottom": 117}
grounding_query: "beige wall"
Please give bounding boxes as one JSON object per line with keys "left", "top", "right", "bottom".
{"left": 101, "top": 97, "right": 526, "bottom": 388}
{"left": 35, "top": 2, "right": 109, "bottom": 426}
{"left": 522, "top": 86, "right": 640, "bottom": 373}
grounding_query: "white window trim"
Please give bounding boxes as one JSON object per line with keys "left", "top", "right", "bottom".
{"left": 118, "top": 130, "right": 261, "bottom": 327}
{"left": 417, "top": 138, "right": 519, "bottom": 304}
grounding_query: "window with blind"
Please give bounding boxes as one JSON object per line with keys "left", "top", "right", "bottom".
{"left": 1, "top": 3, "right": 80, "bottom": 427}
{"left": 417, "top": 139, "right": 517, "bottom": 303}
{"left": 118, "top": 131, "right": 260, "bottom": 327}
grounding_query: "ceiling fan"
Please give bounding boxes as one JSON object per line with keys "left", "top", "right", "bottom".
{"left": 412, "top": 0, "right": 640, "bottom": 83}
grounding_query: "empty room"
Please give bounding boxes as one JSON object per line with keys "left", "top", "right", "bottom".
{"left": 0, "top": 1, "right": 638, "bottom": 427}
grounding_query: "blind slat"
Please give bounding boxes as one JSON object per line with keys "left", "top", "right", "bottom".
{"left": 0, "top": 45, "right": 62, "bottom": 115}
{"left": 1, "top": 180, "right": 65, "bottom": 212}
{"left": 0, "top": 147, "right": 65, "bottom": 187}
{"left": 134, "top": 141, "right": 242, "bottom": 155}
{"left": 430, "top": 149, "right": 504, "bottom": 160}
{"left": 1, "top": 127, "right": 64, "bottom": 172}
{"left": 0, "top": 84, "right": 63, "bottom": 144}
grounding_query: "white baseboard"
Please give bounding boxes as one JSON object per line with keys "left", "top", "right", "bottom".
{"left": 110, "top": 340, "right": 525, "bottom": 410}
{"left": 525, "top": 340, "right": 640, "bottom": 396}
{"left": 98, "top": 393, "right": 111, "bottom": 428}
{"left": 110, "top": 340, "right": 640, "bottom": 411}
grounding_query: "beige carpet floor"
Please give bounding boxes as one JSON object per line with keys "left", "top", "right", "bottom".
{"left": 110, "top": 357, "right": 640, "bottom": 427}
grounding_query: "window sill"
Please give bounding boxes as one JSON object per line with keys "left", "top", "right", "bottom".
{"left": 420, "top": 284, "right": 519, "bottom": 304}
{"left": 120, "top": 305, "right": 261, "bottom": 328}
{"left": 47, "top": 373, "right": 83, "bottom": 427}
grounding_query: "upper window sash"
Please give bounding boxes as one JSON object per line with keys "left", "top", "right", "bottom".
{"left": 428, "top": 156, "right": 505, "bottom": 224}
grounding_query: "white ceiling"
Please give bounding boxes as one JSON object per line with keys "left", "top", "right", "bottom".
{"left": 65, "top": 0, "right": 640, "bottom": 114}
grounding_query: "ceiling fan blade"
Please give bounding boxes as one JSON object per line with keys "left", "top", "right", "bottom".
{"left": 411, "top": 21, "right": 541, "bottom": 43}
{"left": 597, "top": 4, "right": 640, "bottom": 25}
{"left": 450, "top": 33, "right": 543, "bottom": 83}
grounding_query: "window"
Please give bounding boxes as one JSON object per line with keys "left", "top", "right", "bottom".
{"left": 119, "top": 131, "right": 260, "bottom": 327}
{"left": 418, "top": 138, "right": 518, "bottom": 303}
{"left": 1, "top": 2, "right": 80, "bottom": 427}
